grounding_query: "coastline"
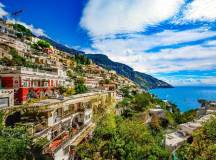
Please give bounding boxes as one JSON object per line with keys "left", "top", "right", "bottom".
{"left": 150, "top": 86, "right": 216, "bottom": 112}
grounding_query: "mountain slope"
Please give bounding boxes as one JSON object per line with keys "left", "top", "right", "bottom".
{"left": 86, "top": 54, "right": 172, "bottom": 89}
{"left": 39, "top": 36, "right": 84, "bottom": 55}
{"left": 41, "top": 37, "right": 172, "bottom": 89}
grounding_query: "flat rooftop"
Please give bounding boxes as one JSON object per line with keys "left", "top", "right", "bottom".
{"left": 165, "top": 131, "right": 188, "bottom": 148}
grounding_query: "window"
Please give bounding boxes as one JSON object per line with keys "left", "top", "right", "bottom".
{"left": 33, "top": 81, "right": 37, "bottom": 87}
{"left": 22, "top": 81, "right": 28, "bottom": 87}
{"left": 0, "top": 98, "right": 9, "bottom": 108}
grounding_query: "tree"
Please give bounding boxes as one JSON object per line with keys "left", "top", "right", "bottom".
{"left": 75, "top": 84, "right": 87, "bottom": 94}
{"left": 120, "top": 86, "right": 131, "bottom": 98}
{"left": 13, "top": 24, "right": 32, "bottom": 37}
{"left": 133, "top": 93, "right": 152, "bottom": 111}
{"left": 31, "top": 40, "right": 51, "bottom": 50}
{"left": 0, "top": 127, "right": 31, "bottom": 160}
{"left": 77, "top": 113, "right": 169, "bottom": 160}
{"left": 58, "top": 86, "right": 67, "bottom": 95}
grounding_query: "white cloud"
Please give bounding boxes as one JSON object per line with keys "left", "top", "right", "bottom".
{"left": 84, "top": 28, "right": 216, "bottom": 81}
{"left": 0, "top": 2, "right": 8, "bottom": 18}
{"left": 81, "top": 0, "right": 184, "bottom": 36}
{"left": 17, "top": 21, "right": 46, "bottom": 37}
{"left": 8, "top": 19, "right": 47, "bottom": 37}
{"left": 160, "top": 76, "right": 216, "bottom": 86}
{"left": 184, "top": 0, "right": 216, "bottom": 21}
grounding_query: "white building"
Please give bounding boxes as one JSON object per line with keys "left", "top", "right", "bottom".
{"left": 0, "top": 89, "right": 14, "bottom": 108}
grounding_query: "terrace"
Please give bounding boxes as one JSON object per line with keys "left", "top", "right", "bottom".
{"left": 165, "top": 131, "right": 188, "bottom": 150}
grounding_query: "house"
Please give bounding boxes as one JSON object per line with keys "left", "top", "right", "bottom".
{"left": 165, "top": 114, "right": 215, "bottom": 150}
{"left": 165, "top": 131, "right": 188, "bottom": 150}
{"left": 2, "top": 91, "right": 116, "bottom": 160}
{"left": 179, "top": 122, "right": 202, "bottom": 135}
{"left": 84, "top": 76, "right": 103, "bottom": 89}
{"left": 0, "top": 66, "right": 69, "bottom": 104}
{"left": 100, "top": 83, "right": 117, "bottom": 91}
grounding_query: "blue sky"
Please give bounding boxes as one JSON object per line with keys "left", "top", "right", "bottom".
{"left": 1, "top": 0, "right": 216, "bottom": 86}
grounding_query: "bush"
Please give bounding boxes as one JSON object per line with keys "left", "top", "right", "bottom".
{"left": 75, "top": 84, "right": 87, "bottom": 94}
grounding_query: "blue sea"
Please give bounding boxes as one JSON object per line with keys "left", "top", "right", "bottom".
{"left": 150, "top": 86, "right": 216, "bottom": 112}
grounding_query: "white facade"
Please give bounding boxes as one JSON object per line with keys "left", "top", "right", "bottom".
{"left": 0, "top": 89, "right": 14, "bottom": 108}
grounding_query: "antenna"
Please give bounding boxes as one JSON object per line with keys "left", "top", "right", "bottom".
{"left": 11, "top": 10, "right": 23, "bottom": 18}
{"left": 11, "top": 10, "right": 23, "bottom": 23}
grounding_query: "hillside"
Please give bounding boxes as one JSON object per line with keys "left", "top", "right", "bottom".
{"left": 41, "top": 37, "right": 172, "bottom": 89}
{"left": 86, "top": 54, "right": 172, "bottom": 89}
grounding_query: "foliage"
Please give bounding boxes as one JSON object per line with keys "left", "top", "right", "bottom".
{"left": 75, "top": 54, "right": 91, "bottom": 65}
{"left": 13, "top": 24, "right": 32, "bottom": 37}
{"left": 58, "top": 86, "right": 67, "bottom": 95}
{"left": 75, "top": 84, "right": 88, "bottom": 94}
{"left": 65, "top": 87, "right": 75, "bottom": 96}
{"left": 0, "top": 127, "right": 31, "bottom": 160}
{"left": 133, "top": 93, "right": 153, "bottom": 111}
{"left": 77, "top": 112, "right": 169, "bottom": 159}
{"left": 74, "top": 64, "right": 85, "bottom": 75}
{"left": 31, "top": 40, "right": 50, "bottom": 50}
{"left": 0, "top": 48, "right": 38, "bottom": 69}
{"left": 75, "top": 76, "right": 85, "bottom": 85}
{"left": 116, "top": 98, "right": 131, "bottom": 108}
{"left": 175, "top": 109, "right": 197, "bottom": 124}
{"left": 176, "top": 117, "right": 216, "bottom": 160}
{"left": 66, "top": 70, "right": 74, "bottom": 79}
{"left": 31, "top": 137, "right": 51, "bottom": 160}
{"left": 120, "top": 86, "right": 131, "bottom": 98}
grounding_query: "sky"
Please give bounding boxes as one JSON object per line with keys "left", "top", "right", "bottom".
{"left": 1, "top": 0, "right": 216, "bottom": 86}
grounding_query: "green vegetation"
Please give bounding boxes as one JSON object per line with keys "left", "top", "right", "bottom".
{"left": 0, "top": 127, "right": 31, "bottom": 160}
{"left": 77, "top": 90, "right": 203, "bottom": 159}
{"left": 0, "top": 48, "right": 36, "bottom": 68}
{"left": 74, "top": 54, "right": 91, "bottom": 65}
{"left": 175, "top": 109, "right": 197, "bottom": 124}
{"left": 77, "top": 92, "right": 179, "bottom": 159}
{"left": 13, "top": 24, "right": 32, "bottom": 37}
{"left": 31, "top": 40, "right": 51, "bottom": 50}
{"left": 176, "top": 117, "right": 216, "bottom": 160}
{"left": 77, "top": 111, "right": 169, "bottom": 160}
{"left": 74, "top": 77, "right": 88, "bottom": 94}
{"left": 75, "top": 84, "right": 88, "bottom": 94}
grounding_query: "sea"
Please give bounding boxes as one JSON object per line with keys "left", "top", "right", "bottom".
{"left": 150, "top": 86, "right": 216, "bottom": 112}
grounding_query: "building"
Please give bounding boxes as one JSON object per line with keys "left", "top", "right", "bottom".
{"left": 0, "top": 89, "right": 14, "bottom": 108}
{"left": 165, "top": 114, "right": 215, "bottom": 150}
{"left": 0, "top": 34, "right": 30, "bottom": 57}
{"left": 84, "top": 76, "right": 103, "bottom": 89}
{"left": 197, "top": 101, "right": 216, "bottom": 117}
{"left": 179, "top": 122, "right": 202, "bottom": 135}
{"left": 2, "top": 91, "right": 116, "bottom": 160}
{"left": 0, "top": 66, "right": 69, "bottom": 104}
{"left": 100, "top": 83, "right": 117, "bottom": 91}
{"left": 165, "top": 131, "right": 188, "bottom": 150}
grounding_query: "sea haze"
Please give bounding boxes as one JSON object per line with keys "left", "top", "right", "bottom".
{"left": 150, "top": 86, "right": 216, "bottom": 112}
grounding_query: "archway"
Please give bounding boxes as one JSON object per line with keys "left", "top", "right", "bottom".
{"left": 5, "top": 111, "right": 21, "bottom": 127}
